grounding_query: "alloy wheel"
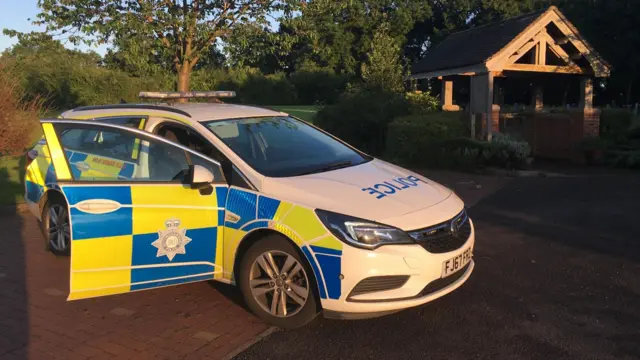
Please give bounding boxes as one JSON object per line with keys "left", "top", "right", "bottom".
{"left": 48, "top": 204, "right": 70, "bottom": 252}
{"left": 249, "top": 250, "right": 310, "bottom": 318}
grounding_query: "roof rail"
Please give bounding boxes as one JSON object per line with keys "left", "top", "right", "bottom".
{"left": 139, "top": 91, "right": 236, "bottom": 99}
{"left": 70, "top": 104, "right": 192, "bottom": 118}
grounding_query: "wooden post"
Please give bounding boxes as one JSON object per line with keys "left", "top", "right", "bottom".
{"left": 580, "top": 77, "right": 593, "bottom": 110}
{"left": 441, "top": 79, "right": 460, "bottom": 111}
{"left": 533, "top": 84, "right": 544, "bottom": 111}
{"left": 486, "top": 72, "right": 495, "bottom": 141}
{"left": 470, "top": 113, "right": 476, "bottom": 139}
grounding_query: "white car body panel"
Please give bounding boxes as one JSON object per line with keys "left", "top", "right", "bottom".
{"left": 52, "top": 102, "right": 474, "bottom": 318}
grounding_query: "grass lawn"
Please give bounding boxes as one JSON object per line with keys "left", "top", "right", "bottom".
{"left": 0, "top": 156, "right": 26, "bottom": 206}
{"left": 268, "top": 105, "right": 320, "bottom": 123}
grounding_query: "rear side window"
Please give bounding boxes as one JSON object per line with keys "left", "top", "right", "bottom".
{"left": 60, "top": 128, "right": 137, "bottom": 163}
{"left": 98, "top": 117, "right": 145, "bottom": 129}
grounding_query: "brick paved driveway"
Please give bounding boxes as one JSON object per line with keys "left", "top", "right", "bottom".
{"left": 0, "top": 207, "right": 269, "bottom": 360}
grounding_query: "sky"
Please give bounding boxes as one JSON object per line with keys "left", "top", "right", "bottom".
{"left": 0, "top": 0, "right": 108, "bottom": 55}
{"left": 0, "top": 1, "right": 280, "bottom": 56}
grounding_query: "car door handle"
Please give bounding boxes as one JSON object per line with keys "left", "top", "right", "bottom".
{"left": 75, "top": 199, "right": 122, "bottom": 214}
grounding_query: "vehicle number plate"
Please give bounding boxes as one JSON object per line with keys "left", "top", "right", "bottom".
{"left": 442, "top": 247, "right": 472, "bottom": 278}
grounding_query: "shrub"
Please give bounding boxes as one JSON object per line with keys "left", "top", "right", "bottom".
{"left": 482, "top": 133, "right": 531, "bottom": 169}
{"left": 600, "top": 109, "right": 633, "bottom": 141}
{"left": 315, "top": 87, "right": 409, "bottom": 155}
{"left": 384, "top": 112, "right": 469, "bottom": 165}
{"left": 385, "top": 113, "right": 531, "bottom": 170}
{"left": 405, "top": 91, "right": 440, "bottom": 114}
{"left": 289, "top": 70, "right": 349, "bottom": 105}
{"left": 3, "top": 50, "right": 169, "bottom": 109}
{"left": 0, "top": 66, "right": 43, "bottom": 156}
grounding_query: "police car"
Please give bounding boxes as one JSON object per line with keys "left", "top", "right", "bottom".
{"left": 24, "top": 91, "right": 474, "bottom": 328}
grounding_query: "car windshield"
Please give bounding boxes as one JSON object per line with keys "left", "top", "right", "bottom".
{"left": 203, "top": 116, "right": 371, "bottom": 177}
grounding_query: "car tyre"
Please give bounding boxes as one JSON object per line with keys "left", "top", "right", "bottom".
{"left": 238, "top": 234, "right": 320, "bottom": 329}
{"left": 42, "top": 195, "right": 71, "bottom": 256}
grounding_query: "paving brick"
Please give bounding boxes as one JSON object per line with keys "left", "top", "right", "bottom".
{"left": 2, "top": 213, "right": 269, "bottom": 360}
{"left": 110, "top": 307, "right": 136, "bottom": 317}
{"left": 193, "top": 331, "right": 222, "bottom": 342}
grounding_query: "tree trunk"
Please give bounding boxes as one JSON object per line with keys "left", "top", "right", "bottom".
{"left": 176, "top": 65, "right": 192, "bottom": 103}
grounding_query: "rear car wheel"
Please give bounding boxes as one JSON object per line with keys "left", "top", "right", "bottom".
{"left": 43, "top": 196, "right": 71, "bottom": 256}
{"left": 238, "top": 235, "right": 320, "bottom": 329}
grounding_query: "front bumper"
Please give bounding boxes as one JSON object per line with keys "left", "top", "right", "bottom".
{"left": 320, "top": 219, "right": 475, "bottom": 317}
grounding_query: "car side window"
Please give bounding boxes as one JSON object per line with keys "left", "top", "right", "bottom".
{"left": 156, "top": 123, "right": 253, "bottom": 189}
{"left": 98, "top": 117, "right": 145, "bottom": 129}
{"left": 57, "top": 125, "right": 194, "bottom": 182}
{"left": 60, "top": 128, "right": 137, "bottom": 163}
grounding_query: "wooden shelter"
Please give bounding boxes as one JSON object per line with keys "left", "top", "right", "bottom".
{"left": 411, "top": 6, "right": 611, "bottom": 144}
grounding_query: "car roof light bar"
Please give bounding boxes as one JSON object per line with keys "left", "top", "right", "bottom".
{"left": 139, "top": 91, "right": 236, "bottom": 99}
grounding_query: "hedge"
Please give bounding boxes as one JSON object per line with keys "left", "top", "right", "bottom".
{"left": 600, "top": 109, "right": 634, "bottom": 141}
{"left": 385, "top": 113, "right": 531, "bottom": 170}
{"left": 384, "top": 112, "right": 469, "bottom": 166}
{"left": 315, "top": 88, "right": 410, "bottom": 156}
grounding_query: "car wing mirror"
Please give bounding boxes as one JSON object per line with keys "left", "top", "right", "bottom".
{"left": 188, "top": 165, "right": 214, "bottom": 190}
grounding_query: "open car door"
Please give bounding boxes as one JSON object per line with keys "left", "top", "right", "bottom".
{"left": 40, "top": 119, "right": 229, "bottom": 300}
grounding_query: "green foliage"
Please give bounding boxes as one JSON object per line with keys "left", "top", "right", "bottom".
{"left": 578, "top": 136, "right": 609, "bottom": 151}
{"left": 315, "top": 88, "right": 410, "bottom": 155}
{"left": 287, "top": 0, "right": 432, "bottom": 76}
{"left": 361, "top": 25, "right": 406, "bottom": 92}
{"left": 1, "top": 36, "right": 169, "bottom": 109}
{"left": 386, "top": 114, "right": 531, "bottom": 170}
{"left": 600, "top": 109, "right": 634, "bottom": 141}
{"left": 0, "top": 65, "right": 43, "bottom": 156}
{"left": 384, "top": 112, "right": 470, "bottom": 166}
{"left": 0, "top": 156, "right": 26, "bottom": 205}
{"left": 405, "top": 91, "right": 440, "bottom": 114}
{"left": 191, "top": 67, "right": 296, "bottom": 105}
{"left": 289, "top": 70, "right": 349, "bottom": 105}
{"left": 32, "top": 0, "right": 293, "bottom": 91}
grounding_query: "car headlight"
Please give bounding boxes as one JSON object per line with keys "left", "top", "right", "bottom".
{"left": 315, "top": 209, "right": 414, "bottom": 250}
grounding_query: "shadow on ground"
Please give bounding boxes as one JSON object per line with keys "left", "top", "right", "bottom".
{"left": 235, "top": 172, "right": 640, "bottom": 360}
{"left": 0, "top": 164, "right": 28, "bottom": 359}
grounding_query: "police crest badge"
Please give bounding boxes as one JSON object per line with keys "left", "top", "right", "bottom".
{"left": 152, "top": 219, "right": 192, "bottom": 261}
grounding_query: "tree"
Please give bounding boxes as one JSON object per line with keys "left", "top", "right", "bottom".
{"left": 361, "top": 24, "right": 406, "bottom": 92}
{"left": 224, "top": 22, "right": 299, "bottom": 74}
{"left": 34, "top": 0, "right": 291, "bottom": 92}
{"left": 288, "top": 0, "right": 432, "bottom": 76}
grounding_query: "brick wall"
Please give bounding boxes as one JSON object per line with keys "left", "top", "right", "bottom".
{"left": 501, "top": 109, "right": 601, "bottom": 162}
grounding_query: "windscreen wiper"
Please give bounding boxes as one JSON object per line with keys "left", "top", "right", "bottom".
{"left": 296, "top": 161, "right": 353, "bottom": 176}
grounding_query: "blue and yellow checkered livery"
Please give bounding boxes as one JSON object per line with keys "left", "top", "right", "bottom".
{"left": 64, "top": 184, "right": 227, "bottom": 300}
{"left": 223, "top": 189, "right": 344, "bottom": 300}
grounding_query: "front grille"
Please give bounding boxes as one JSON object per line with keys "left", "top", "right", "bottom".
{"left": 409, "top": 210, "right": 471, "bottom": 253}
{"left": 418, "top": 262, "right": 470, "bottom": 296}
{"left": 347, "top": 275, "right": 410, "bottom": 299}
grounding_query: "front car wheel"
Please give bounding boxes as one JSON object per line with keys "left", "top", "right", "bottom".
{"left": 238, "top": 235, "right": 320, "bottom": 328}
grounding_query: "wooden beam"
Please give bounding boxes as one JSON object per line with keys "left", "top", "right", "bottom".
{"left": 508, "top": 37, "right": 540, "bottom": 64}
{"left": 504, "top": 63, "right": 589, "bottom": 74}
{"left": 411, "top": 64, "right": 488, "bottom": 79}
{"left": 542, "top": 32, "right": 578, "bottom": 67}
{"left": 538, "top": 38, "right": 547, "bottom": 65}
{"left": 487, "top": 9, "right": 557, "bottom": 69}
{"left": 548, "top": 18, "right": 610, "bottom": 77}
